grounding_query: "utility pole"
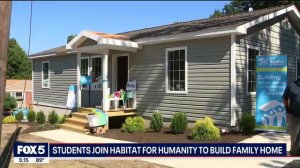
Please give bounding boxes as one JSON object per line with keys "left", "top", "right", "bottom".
{"left": 0, "top": 1, "right": 12, "bottom": 149}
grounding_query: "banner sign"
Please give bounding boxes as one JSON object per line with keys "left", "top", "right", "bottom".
{"left": 126, "top": 80, "right": 136, "bottom": 91}
{"left": 80, "top": 76, "right": 92, "bottom": 85}
{"left": 256, "top": 55, "right": 287, "bottom": 132}
{"left": 66, "top": 85, "right": 77, "bottom": 109}
{"left": 14, "top": 143, "right": 286, "bottom": 163}
{"left": 81, "top": 76, "right": 107, "bottom": 90}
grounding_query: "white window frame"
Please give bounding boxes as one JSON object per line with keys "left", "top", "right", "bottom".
{"left": 246, "top": 45, "right": 260, "bottom": 94}
{"left": 15, "top": 92, "right": 23, "bottom": 99}
{"left": 165, "top": 46, "right": 188, "bottom": 94}
{"left": 42, "top": 61, "right": 50, "bottom": 88}
{"left": 91, "top": 55, "right": 103, "bottom": 90}
{"left": 296, "top": 57, "right": 300, "bottom": 79}
{"left": 80, "top": 57, "right": 90, "bottom": 90}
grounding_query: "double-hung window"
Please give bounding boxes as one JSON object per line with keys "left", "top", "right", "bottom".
{"left": 247, "top": 47, "right": 259, "bottom": 93}
{"left": 166, "top": 47, "right": 187, "bottom": 93}
{"left": 42, "top": 61, "right": 50, "bottom": 88}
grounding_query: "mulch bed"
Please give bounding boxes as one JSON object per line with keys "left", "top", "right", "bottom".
{"left": 21, "top": 122, "right": 60, "bottom": 134}
{"left": 98, "top": 128, "right": 257, "bottom": 143}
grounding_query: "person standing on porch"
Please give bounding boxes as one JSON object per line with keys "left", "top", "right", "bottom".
{"left": 282, "top": 75, "right": 300, "bottom": 156}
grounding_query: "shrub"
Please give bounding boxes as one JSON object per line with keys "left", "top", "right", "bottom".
{"left": 191, "top": 116, "right": 221, "bottom": 141}
{"left": 4, "top": 93, "right": 17, "bottom": 111}
{"left": 15, "top": 111, "right": 24, "bottom": 121}
{"left": 239, "top": 112, "right": 256, "bottom": 134}
{"left": 27, "top": 110, "right": 36, "bottom": 122}
{"left": 171, "top": 112, "right": 188, "bottom": 134}
{"left": 36, "top": 111, "right": 46, "bottom": 124}
{"left": 48, "top": 110, "right": 59, "bottom": 124}
{"left": 58, "top": 115, "right": 67, "bottom": 124}
{"left": 121, "top": 116, "right": 145, "bottom": 133}
{"left": 150, "top": 111, "right": 163, "bottom": 132}
{"left": 3, "top": 116, "right": 16, "bottom": 124}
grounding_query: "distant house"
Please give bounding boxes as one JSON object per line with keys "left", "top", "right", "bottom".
{"left": 5, "top": 80, "right": 32, "bottom": 108}
{"left": 29, "top": 5, "right": 300, "bottom": 127}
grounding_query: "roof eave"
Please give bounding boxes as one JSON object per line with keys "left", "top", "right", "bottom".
{"left": 29, "top": 50, "right": 76, "bottom": 59}
{"left": 136, "top": 27, "right": 243, "bottom": 45}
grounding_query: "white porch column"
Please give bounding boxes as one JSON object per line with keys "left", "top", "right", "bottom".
{"left": 230, "top": 34, "right": 237, "bottom": 126}
{"left": 102, "top": 49, "right": 109, "bottom": 111}
{"left": 77, "top": 51, "right": 81, "bottom": 108}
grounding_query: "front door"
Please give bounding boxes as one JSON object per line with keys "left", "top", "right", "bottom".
{"left": 116, "top": 56, "right": 128, "bottom": 91}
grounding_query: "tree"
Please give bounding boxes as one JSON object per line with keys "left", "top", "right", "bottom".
{"left": 211, "top": 0, "right": 300, "bottom": 18}
{"left": 67, "top": 34, "right": 76, "bottom": 43}
{"left": 210, "top": 9, "right": 223, "bottom": 18}
{"left": 3, "top": 93, "right": 16, "bottom": 111}
{"left": 7, "top": 38, "right": 31, "bottom": 79}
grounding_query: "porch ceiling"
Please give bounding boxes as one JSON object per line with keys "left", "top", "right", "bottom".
{"left": 66, "top": 30, "right": 139, "bottom": 53}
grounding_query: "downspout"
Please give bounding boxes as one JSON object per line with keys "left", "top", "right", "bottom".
{"left": 230, "top": 34, "right": 237, "bottom": 126}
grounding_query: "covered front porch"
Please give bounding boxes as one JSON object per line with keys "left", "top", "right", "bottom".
{"left": 66, "top": 30, "right": 139, "bottom": 112}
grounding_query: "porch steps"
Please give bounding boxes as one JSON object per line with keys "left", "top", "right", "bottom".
{"left": 65, "top": 117, "right": 88, "bottom": 125}
{"left": 61, "top": 111, "right": 90, "bottom": 133}
{"left": 60, "top": 108, "right": 137, "bottom": 133}
{"left": 60, "top": 122, "right": 89, "bottom": 133}
{"left": 72, "top": 112, "right": 88, "bottom": 119}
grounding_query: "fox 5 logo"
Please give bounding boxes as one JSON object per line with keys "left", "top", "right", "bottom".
{"left": 14, "top": 143, "right": 48, "bottom": 157}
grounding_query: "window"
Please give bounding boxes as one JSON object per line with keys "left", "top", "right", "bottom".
{"left": 91, "top": 56, "right": 102, "bottom": 82}
{"left": 297, "top": 58, "right": 300, "bottom": 78}
{"left": 15, "top": 92, "right": 23, "bottom": 100}
{"left": 247, "top": 48, "right": 259, "bottom": 93}
{"left": 166, "top": 47, "right": 187, "bottom": 93}
{"left": 81, "top": 57, "right": 89, "bottom": 89}
{"left": 81, "top": 57, "right": 89, "bottom": 76}
{"left": 42, "top": 61, "right": 50, "bottom": 88}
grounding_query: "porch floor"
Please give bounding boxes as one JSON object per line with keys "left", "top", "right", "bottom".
{"left": 60, "top": 108, "right": 136, "bottom": 133}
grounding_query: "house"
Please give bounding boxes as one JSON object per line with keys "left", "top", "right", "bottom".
{"left": 29, "top": 5, "right": 300, "bottom": 127}
{"left": 5, "top": 80, "right": 32, "bottom": 108}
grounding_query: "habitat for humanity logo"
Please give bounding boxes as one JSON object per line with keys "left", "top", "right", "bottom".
{"left": 258, "top": 100, "right": 286, "bottom": 127}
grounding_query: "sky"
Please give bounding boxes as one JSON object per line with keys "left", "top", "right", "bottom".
{"left": 10, "top": 1, "right": 228, "bottom": 54}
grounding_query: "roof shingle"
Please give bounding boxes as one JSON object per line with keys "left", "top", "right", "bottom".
{"left": 119, "top": 5, "right": 292, "bottom": 40}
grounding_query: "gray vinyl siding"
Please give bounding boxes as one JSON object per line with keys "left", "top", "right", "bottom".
{"left": 33, "top": 54, "right": 77, "bottom": 107}
{"left": 130, "top": 37, "right": 231, "bottom": 126}
{"left": 236, "top": 16, "right": 300, "bottom": 118}
{"left": 33, "top": 54, "right": 112, "bottom": 108}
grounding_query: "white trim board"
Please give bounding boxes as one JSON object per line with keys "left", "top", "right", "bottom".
{"left": 230, "top": 34, "right": 237, "bottom": 126}
{"left": 66, "top": 30, "right": 138, "bottom": 50}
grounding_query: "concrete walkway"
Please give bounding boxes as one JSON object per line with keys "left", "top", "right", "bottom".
{"left": 31, "top": 130, "right": 298, "bottom": 168}
{"left": 30, "top": 129, "right": 132, "bottom": 143}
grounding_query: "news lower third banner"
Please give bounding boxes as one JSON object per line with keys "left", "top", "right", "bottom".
{"left": 256, "top": 55, "right": 287, "bottom": 132}
{"left": 14, "top": 143, "right": 287, "bottom": 163}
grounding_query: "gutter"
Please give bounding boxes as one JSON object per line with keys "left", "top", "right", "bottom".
{"left": 29, "top": 51, "right": 77, "bottom": 59}
{"left": 136, "top": 27, "right": 244, "bottom": 45}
